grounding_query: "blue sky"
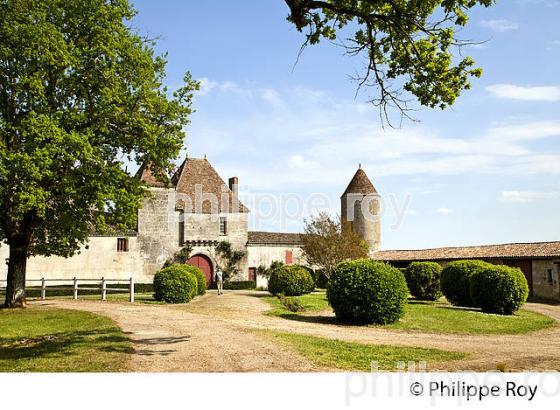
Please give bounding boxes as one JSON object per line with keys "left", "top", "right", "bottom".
{"left": 132, "top": 0, "right": 560, "bottom": 250}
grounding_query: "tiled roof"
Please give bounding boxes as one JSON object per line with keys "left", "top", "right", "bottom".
{"left": 135, "top": 162, "right": 170, "bottom": 188}
{"left": 247, "top": 231, "right": 303, "bottom": 245}
{"left": 171, "top": 157, "right": 249, "bottom": 213}
{"left": 342, "top": 166, "right": 377, "bottom": 196}
{"left": 372, "top": 241, "right": 560, "bottom": 261}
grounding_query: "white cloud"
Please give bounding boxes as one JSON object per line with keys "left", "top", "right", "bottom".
{"left": 486, "top": 84, "right": 560, "bottom": 101}
{"left": 480, "top": 19, "right": 519, "bottom": 32}
{"left": 437, "top": 208, "right": 452, "bottom": 215}
{"left": 552, "top": 40, "right": 560, "bottom": 46}
{"left": 500, "top": 191, "right": 560, "bottom": 202}
{"left": 189, "top": 82, "right": 560, "bottom": 192}
{"left": 260, "top": 88, "right": 287, "bottom": 108}
{"left": 197, "top": 78, "right": 252, "bottom": 98}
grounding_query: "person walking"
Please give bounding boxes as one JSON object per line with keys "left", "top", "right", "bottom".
{"left": 215, "top": 269, "right": 224, "bottom": 295}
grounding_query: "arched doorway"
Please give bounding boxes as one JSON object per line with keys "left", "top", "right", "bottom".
{"left": 187, "top": 254, "right": 213, "bottom": 289}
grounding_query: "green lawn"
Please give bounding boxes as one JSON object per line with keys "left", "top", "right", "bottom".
{"left": 264, "top": 292, "right": 330, "bottom": 317}
{"left": 386, "top": 300, "right": 555, "bottom": 334}
{"left": 264, "top": 292, "right": 555, "bottom": 335}
{"left": 266, "top": 331, "right": 466, "bottom": 371}
{"left": 0, "top": 307, "right": 132, "bottom": 372}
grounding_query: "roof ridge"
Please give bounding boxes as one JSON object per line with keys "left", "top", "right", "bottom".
{"left": 377, "top": 240, "right": 560, "bottom": 253}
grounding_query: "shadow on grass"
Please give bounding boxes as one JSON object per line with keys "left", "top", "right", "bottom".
{"left": 0, "top": 329, "right": 132, "bottom": 361}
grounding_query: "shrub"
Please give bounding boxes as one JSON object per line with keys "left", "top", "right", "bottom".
{"left": 314, "top": 269, "right": 329, "bottom": 289}
{"left": 268, "top": 265, "right": 315, "bottom": 296}
{"left": 470, "top": 265, "right": 529, "bottom": 315}
{"left": 327, "top": 259, "right": 408, "bottom": 324}
{"left": 184, "top": 265, "right": 206, "bottom": 295}
{"left": 404, "top": 261, "right": 443, "bottom": 301}
{"left": 277, "top": 294, "right": 305, "bottom": 312}
{"left": 223, "top": 281, "right": 256, "bottom": 290}
{"left": 441, "top": 260, "right": 491, "bottom": 306}
{"left": 153, "top": 264, "right": 198, "bottom": 303}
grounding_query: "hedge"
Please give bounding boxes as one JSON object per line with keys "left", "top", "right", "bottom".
{"left": 153, "top": 264, "right": 198, "bottom": 303}
{"left": 470, "top": 264, "right": 529, "bottom": 315}
{"left": 327, "top": 259, "right": 408, "bottom": 324}
{"left": 441, "top": 260, "right": 491, "bottom": 306}
{"left": 224, "top": 281, "right": 256, "bottom": 290}
{"left": 314, "top": 269, "right": 329, "bottom": 289}
{"left": 268, "top": 265, "right": 315, "bottom": 296}
{"left": 178, "top": 265, "right": 206, "bottom": 295}
{"left": 404, "top": 261, "right": 442, "bottom": 301}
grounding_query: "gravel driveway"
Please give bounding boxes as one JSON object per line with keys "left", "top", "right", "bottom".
{"left": 36, "top": 291, "right": 560, "bottom": 372}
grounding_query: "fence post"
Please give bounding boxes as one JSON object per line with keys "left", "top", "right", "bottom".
{"left": 73, "top": 277, "right": 78, "bottom": 300}
{"left": 41, "top": 277, "right": 46, "bottom": 300}
{"left": 101, "top": 277, "right": 107, "bottom": 301}
{"left": 129, "top": 276, "right": 134, "bottom": 303}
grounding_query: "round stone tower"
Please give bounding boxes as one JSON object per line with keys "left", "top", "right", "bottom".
{"left": 340, "top": 165, "right": 381, "bottom": 253}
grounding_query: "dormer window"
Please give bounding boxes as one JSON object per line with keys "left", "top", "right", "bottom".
{"left": 219, "top": 217, "right": 227, "bottom": 235}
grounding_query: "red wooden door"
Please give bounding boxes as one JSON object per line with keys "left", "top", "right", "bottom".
{"left": 187, "top": 254, "right": 213, "bottom": 288}
{"left": 248, "top": 267, "right": 256, "bottom": 282}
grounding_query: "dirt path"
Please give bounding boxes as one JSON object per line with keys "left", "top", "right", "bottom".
{"left": 36, "top": 291, "right": 560, "bottom": 372}
{"left": 36, "top": 297, "right": 318, "bottom": 372}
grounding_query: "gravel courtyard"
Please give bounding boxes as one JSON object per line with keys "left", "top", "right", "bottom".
{"left": 37, "top": 291, "right": 560, "bottom": 372}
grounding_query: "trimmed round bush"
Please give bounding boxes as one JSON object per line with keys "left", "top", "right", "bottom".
{"left": 153, "top": 264, "right": 198, "bottom": 303}
{"left": 441, "top": 260, "right": 491, "bottom": 306}
{"left": 183, "top": 265, "right": 206, "bottom": 295}
{"left": 470, "top": 265, "right": 529, "bottom": 315}
{"left": 327, "top": 259, "right": 408, "bottom": 325}
{"left": 404, "top": 261, "right": 442, "bottom": 301}
{"left": 268, "top": 265, "right": 315, "bottom": 296}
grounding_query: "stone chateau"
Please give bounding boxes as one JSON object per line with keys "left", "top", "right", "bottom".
{"left": 1, "top": 154, "right": 559, "bottom": 300}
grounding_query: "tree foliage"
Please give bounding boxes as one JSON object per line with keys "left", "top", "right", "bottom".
{"left": 0, "top": 0, "right": 198, "bottom": 307}
{"left": 284, "top": 0, "right": 495, "bottom": 124}
{"left": 301, "top": 212, "right": 368, "bottom": 278}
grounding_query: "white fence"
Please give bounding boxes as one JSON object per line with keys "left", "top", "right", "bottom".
{"left": 0, "top": 277, "right": 135, "bottom": 303}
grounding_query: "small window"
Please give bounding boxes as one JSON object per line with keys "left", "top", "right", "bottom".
{"left": 117, "top": 238, "right": 129, "bottom": 252}
{"left": 219, "top": 217, "right": 227, "bottom": 235}
{"left": 285, "top": 250, "right": 293, "bottom": 265}
{"left": 178, "top": 211, "right": 185, "bottom": 246}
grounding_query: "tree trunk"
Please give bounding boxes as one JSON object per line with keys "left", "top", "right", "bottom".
{"left": 4, "top": 245, "right": 28, "bottom": 308}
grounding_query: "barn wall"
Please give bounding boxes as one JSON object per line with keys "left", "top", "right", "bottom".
{"left": 532, "top": 259, "right": 560, "bottom": 301}
{"left": 247, "top": 244, "right": 304, "bottom": 288}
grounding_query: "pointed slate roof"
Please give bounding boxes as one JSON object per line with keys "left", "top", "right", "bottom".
{"left": 171, "top": 157, "right": 249, "bottom": 214}
{"left": 135, "top": 162, "right": 169, "bottom": 188}
{"left": 342, "top": 165, "right": 377, "bottom": 196}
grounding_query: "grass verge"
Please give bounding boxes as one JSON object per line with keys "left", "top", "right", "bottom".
{"left": 0, "top": 306, "right": 132, "bottom": 372}
{"left": 386, "top": 300, "right": 555, "bottom": 335}
{"left": 265, "top": 331, "right": 466, "bottom": 371}
{"left": 264, "top": 292, "right": 555, "bottom": 335}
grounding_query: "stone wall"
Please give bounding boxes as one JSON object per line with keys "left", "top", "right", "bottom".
{"left": 137, "top": 187, "right": 181, "bottom": 279}
{"left": 183, "top": 212, "right": 249, "bottom": 281}
{"left": 0, "top": 236, "right": 146, "bottom": 283}
{"left": 532, "top": 259, "right": 560, "bottom": 301}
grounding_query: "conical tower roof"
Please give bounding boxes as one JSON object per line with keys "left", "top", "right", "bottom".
{"left": 341, "top": 165, "right": 377, "bottom": 196}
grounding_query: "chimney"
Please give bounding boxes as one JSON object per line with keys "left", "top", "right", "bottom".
{"left": 228, "top": 176, "right": 238, "bottom": 197}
